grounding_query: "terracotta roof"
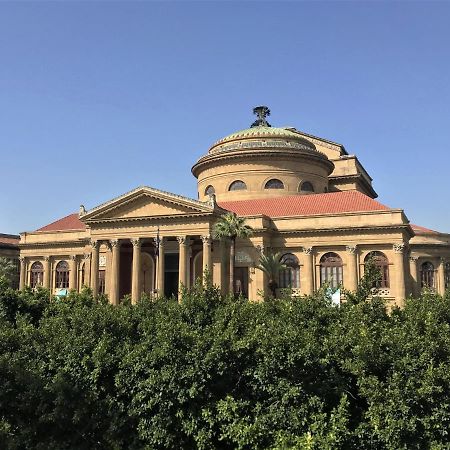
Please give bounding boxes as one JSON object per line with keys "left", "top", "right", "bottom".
{"left": 218, "top": 191, "right": 390, "bottom": 218}
{"left": 37, "top": 213, "right": 86, "bottom": 232}
{"left": 411, "top": 224, "right": 439, "bottom": 235}
{"left": 0, "top": 233, "right": 20, "bottom": 247}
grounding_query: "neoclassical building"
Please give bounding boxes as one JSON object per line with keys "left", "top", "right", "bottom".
{"left": 19, "top": 107, "right": 450, "bottom": 305}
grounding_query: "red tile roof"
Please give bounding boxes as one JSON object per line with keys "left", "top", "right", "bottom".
{"left": 411, "top": 224, "right": 439, "bottom": 235}
{"left": 37, "top": 213, "right": 86, "bottom": 232}
{"left": 0, "top": 234, "right": 20, "bottom": 247}
{"left": 218, "top": 191, "right": 390, "bottom": 218}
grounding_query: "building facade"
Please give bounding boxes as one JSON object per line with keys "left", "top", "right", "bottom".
{"left": 19, "top": 107, "right": 450, "bottom": 305}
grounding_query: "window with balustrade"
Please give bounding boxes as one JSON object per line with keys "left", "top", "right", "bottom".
{"left": 420, "top": 261, "right": 435, "bottom": 289}
{"left": 365, "top": 251, "right": 390, "bottom": 288}
{"left": 320, "top": 252, "right": 343, "bottom": 288}
{"left": 30, "top": 261, "right": 43, "bottom": 288}
{"left": 279, "top": 253, "right": 300, "bottom": 289}
{"left": 55, "top": 260, "right": 69, "bottom": 289}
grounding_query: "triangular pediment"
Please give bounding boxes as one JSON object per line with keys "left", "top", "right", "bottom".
{"left": 80, "top": 186, "right": 218, "bottom": 222}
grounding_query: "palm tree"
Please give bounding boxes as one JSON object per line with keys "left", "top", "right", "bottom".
{"left": 213, "top": 212, "right": 253, "bottom": 294}
{"left": 256, "top": 252, "right": 286, "bottom": 298}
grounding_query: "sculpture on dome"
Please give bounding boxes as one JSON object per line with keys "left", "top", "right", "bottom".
{"left": 251, "top": 105, "right": 271, "bottom": 128}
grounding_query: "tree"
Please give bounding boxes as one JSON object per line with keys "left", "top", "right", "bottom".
{"left": 213, "top": 213, "right": 253, "bottom": 295}
{"left": 256, "top": 251, "right": 286, "bottom": 298}
{"left": 0, "top": 257, "right": 17, "bottom": 288}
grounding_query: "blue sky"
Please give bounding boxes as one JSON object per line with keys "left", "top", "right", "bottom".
{"left": 1, "top": 1, "right": 449, "bottom": 234}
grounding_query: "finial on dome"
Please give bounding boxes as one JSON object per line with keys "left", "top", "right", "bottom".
{"left": 251, "top": 106, "right": 271, "bottom": 128}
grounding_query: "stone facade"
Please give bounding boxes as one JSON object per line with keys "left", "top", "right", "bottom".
{"left": 19, "top": 109, "right": 450, "bottom": 305}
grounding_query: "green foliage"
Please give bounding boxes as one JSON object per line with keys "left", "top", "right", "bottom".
{"left": 1, "top": 281, "right": 450, "bottom": 448}
{"left": 256, "top": 251, "right": 286, "bottom": 298}
{"left": 0, "top": 258, "right": 17, "bottom": 287}
{"left": 213, "top": 212, "right": 253, "bottom": 242}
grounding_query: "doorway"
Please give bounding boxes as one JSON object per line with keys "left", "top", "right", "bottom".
{"left": 164, "top": 253, "right": 179, "bottom": 298}
{"left": 234, "top": 267, "right": 249, "bottom": 298}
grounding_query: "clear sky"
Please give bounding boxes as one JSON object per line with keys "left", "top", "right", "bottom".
{"left": 1, "top": 1, "right": 449, "bottom": 234}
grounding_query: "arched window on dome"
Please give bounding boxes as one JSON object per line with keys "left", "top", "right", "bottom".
{"left": 320, "top": 252, "right": 343, "bottom": 288}
{"left": 279, "top": 253, "right": 300, "bottom": 289}
{"left": 229, "top": 180, "right": 247, "bottom": 191}
{"left": 420, "top": 261, "right": 435, "bottom": 289}
{"left": 30, "top": 261, "right": 43, "bottom": 288}
{"left": 300, "top": 181, "right": 314, "bottom": 193}
{"left": 445, "top": 262, "right": 450, "bottom": 290}
{"left": 365, "top": 251, "right": 390, "bottom": 288}
{"left": 205, "top": 185, "right": 215, "bottom": 196}
{"left": 55, "top": 260, "right": 69, "bottom": 289}
{"left": 264, "top": 179, "right": 284, "bottom": 190}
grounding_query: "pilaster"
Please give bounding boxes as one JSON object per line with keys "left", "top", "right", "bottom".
{"left": 131, "top": 238, "right": 142, "bottom": 304}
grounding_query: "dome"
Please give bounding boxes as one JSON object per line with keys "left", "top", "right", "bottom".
{"left": 208, "top": 126, "right": 316, "bottom": 155}
{"left": 192, "top": 106, "right": 334, "bottom": 202}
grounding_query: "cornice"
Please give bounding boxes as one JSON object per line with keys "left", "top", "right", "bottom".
{"left": 277, "top": 224, "right": 412, "bottom": 236}
{"left": 19, "top": 240, "right": 90, "bottom": 249}
{"left": 192, "top": 148, "right": 334, "bottom": 177}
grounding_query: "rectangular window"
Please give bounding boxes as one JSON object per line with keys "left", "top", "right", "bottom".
{"left": 99, "top": 270, "right": 106, "bottom": 294}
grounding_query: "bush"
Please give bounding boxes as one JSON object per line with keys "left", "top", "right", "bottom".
{"left": 0, "top": 277, "right": 450, "bottom": 448}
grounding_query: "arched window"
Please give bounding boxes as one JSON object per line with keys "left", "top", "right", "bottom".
{"left": 205, "top": 185, "right": 215, "bottom": 196}
{"left": 300, "top": 181, "right": 314, "bottom": 193}
{"left": 265, "top": 179, "right": 284, "bottom": 190}
{"left": 320, "top": 252, "right": 343, "bottom": 288}
{"left": 229, "top": 180, "right": 247, "bottom": 191}
{"left": 420, "top": 261, "right": 435, "bottom": 289}
{"left": 30, "top": 261, "right": 43, "bottom": 288}
{"left": 279, "top": 253, "right": 300, "bottom": 289}
{"left": 365, "top": 251, "right": 390, "bottom": 288}
{"left": 445, "top": 262, "right": 450, "bottom": 290}
{"left": 55, "top": 260, "right": 69, "bottom": 289}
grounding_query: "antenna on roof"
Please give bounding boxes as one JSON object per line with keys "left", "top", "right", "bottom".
{"left": 251, "top": 106, "right": 271, "bottom": 128}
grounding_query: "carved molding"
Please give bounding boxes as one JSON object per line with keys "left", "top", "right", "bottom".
{"left": 393, "top": 243, "right": 405, "bottom": 254}
{"left": 409, "top": 256, "right": 419, "bottom": 262}
{"left": 110, "top": 239, "right": 120, "bottom": 248}
{"left": 346, "top": 245, "right": 357, "bottom": 254}
{"left": 177, "top": 236, "right": 187, "bottom": 245}
{"left": 19, "top": 256, "right": 25, "bottom": 263}
{"left": 256, "top": 244, "right": 265, "bottom": 255}
{"left": 201, "top": 235, "right": 212, "bottom": 245}
{"left": 90, "top": 240, "right": 99, "bottom": 249}
{"left": 43, "top": 256, "right": 50, "bottom": 262}
{"left": 70, "top": 255, "right": 77, "bottom": 261}
{"left": 303, "top": 246, "right": 313, "bottom": 255}
{"left": 131, "top": 238, "right": 141, "bottom": 248}
{"left": 83, "top": 253, "right": 91, "bottom": 260}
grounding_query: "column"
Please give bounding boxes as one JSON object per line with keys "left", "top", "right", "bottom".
{"left": 220, "top": 240, "right": 228, "bottom": 295}
{"left": 408, "top": 255, "right": 419, "bottom": 298}
{"left": 83, "top": 253, "right": 91, "bottom": 287}
{"left": 438, "top": 258, "right": 446, "bottom": 296}
{"left": 69, "top": 255, "right": 77, "bottom": 292}
{"left": 43, "top": 256, "right": 51, "bottom": 290}
{"left": 393, "top": 243, "right": 406, "bottom": 307}
{"left": 90, "top": 240, "right": 100, "bottom": 297}
{"left": 110, "top": 239, "right": 120, "bottom": 305}
{"left": 202, "top": 235, "right": 212, "bottom": 283}
{"left": 302, "top": 247, "right": 314, "bottom": 295}
{"left": 131, "top": 238, "right": 141, "bottom": 304}
{"left": 19, "top": 257, "right": 26, "bottom": 290}
{"left": 177, "top": 236, "right": 188, "bottom": 299}
{"left": 346, "top": 245, "right": 358, "bottom": 292}
{"left": 157, "top": 237, "right": 165, "bottom": 296}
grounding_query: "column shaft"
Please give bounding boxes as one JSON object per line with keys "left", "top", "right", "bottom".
{"left": 409, "top": 256, "right": 419, "bottom": 298}
{"left": 202, "top": 235, "right": 212, "bottom": 283}
{"left": 302, "top": 247, "right": 314, "bottom": 295}
{"left": 346, "top": 246, "right": 358, "bottom": 292}
{"left": 157, "top": 239, "right": 165, "bottom": 296}
{"left": 110, "top": 240, "right": 120, "bottom": 305}
{"left": 178, "top": 237, "right": 188, "bottom": 300}
{"left": 438, "top": 259, "right": 446, "bottom": 296}
{"left": 90, "top": 241, "right": 100, "bottom": 297}
{"left": 131, "top": 239, "right": 141, "bottom": 304}
{"left": 220, "top": 240, "right": 228, "bottom": 295}
{"left": 43, "top": 257, "right": 51, "bottom": 290}
{"left": 69, "top": 256, "right": 77, "bottom": 291}
{"left": 393, "top": 244, "right": 406, "bottom": 307}
{"left": 19, "top": 258, "right": 26, "bottom": 290}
